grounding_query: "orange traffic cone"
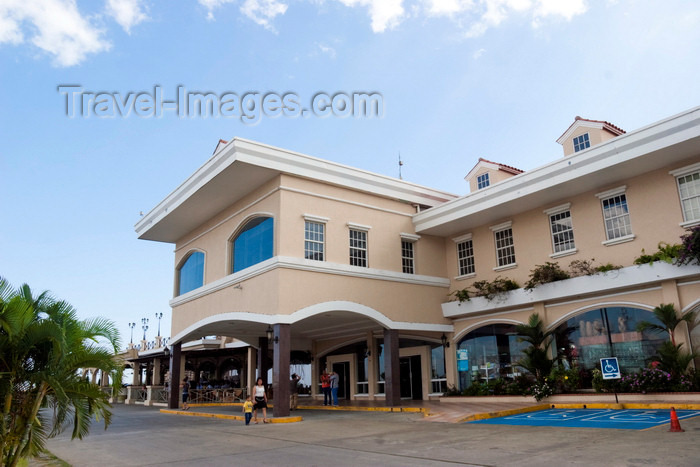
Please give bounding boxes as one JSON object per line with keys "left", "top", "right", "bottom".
{"left": 669, "top": 407, "right": 685, "bottom": 433}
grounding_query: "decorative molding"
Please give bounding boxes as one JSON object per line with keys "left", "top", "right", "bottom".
{"left": 489, "top": 220, "right": 512, "bottom": 232}
{"left": 303, "top": 214, "right": 330, "bottom": 224}
{"left": 595, "top": 185, "right": 627, "bottom": 200}
{"left": 170, "top": 256, "right": 450, "bottom": 307}
{"left": 347, "top": 222, "right": 371, "bottom": 231}
{"left": 543, "top": 203, "right": 571, "bottom": 216}
{"left": 400, "top": 233, "right": 421, "bottom": 242}
{"left": 602, "top": 234, "right": 635, "bottom": 247}
{"left": 452, "top": 233, "right": 472, "bottom": 243}
{"left": 549, "top": 248, "right": 578, "bottom": 259}
{"left": 493, "top": 263, "right": 517, "bottom": 272}
{"left": 669, "top": 161, "right": 700, "bottom": 177}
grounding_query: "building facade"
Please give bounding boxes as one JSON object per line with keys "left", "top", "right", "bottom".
{"left": 136, "top": 106, "right": 700, "bottom": 415}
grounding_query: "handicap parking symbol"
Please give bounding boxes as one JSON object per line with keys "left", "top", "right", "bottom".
{"left": 600, "top": 357, "right": 621, "bottom": 380}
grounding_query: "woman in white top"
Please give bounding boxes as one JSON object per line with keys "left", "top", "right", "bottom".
{"left": 252, "top": 378, "right": 268, "bottom": 423}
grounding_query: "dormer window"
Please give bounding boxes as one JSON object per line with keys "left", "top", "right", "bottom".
{"left": 477, "top": 173, "right": 490, "bottom": 189}
{"left": 573, "top": 133, "right": 590, "bottom": 153}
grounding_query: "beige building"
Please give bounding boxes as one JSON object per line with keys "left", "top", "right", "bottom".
{"left": 136, "top": 106, "right": 700, "bottom": 415}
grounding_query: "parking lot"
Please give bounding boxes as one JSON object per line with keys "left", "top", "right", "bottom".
{"left": 470, "top": 408, "right": 700, "bottom": 430}
{"left": 35, "top": 403, "right": 700, "bottom": 466}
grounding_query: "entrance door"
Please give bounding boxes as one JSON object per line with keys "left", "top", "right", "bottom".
{"left": 332, "top": 362, "right": 350, "bottom": 399}
{"left": 399, "top": 356, "right": 423, "bottom": 400}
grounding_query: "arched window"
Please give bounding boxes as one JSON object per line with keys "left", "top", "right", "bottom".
{"left": 456, "top": 324, "right": 528, "bottom": 390}
{"left": 553, "top": 306, "right": 667, "bottom": 376}
{"left": 177, "top": 251, "right": 204, "bottom": 296}
{"left": 231, "top": 217, "right": 273, "bottom": 273}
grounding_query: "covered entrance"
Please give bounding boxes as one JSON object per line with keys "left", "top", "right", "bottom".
{"left": 332, "top": 361, "right": 351, "bottom": 400}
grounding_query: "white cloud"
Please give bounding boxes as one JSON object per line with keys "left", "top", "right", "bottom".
{"left": 198, "top": 0, "right": 236, "bottom": 20}
{"left": 532, "top": 0, "right": 587, "bottom": 27}
{"left": 0, "top": 0, "right": 111, "bottom": 67}
{"left": 106, "top": 0, "right": 148, "bottom": 34}
{"left": 240, "top": 0, "right": 288, "bottom": 32}
{"left": 317, "top": 43, "right": 337, "bottom": 58}
{"left": 336, "top": 0, "right": 405, "bottom": 33}
{"left": 473, "top": 47, "right": 485, "bottom": 58}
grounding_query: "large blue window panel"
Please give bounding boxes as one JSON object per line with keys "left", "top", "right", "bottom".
{"left": 232, "top": 217, "right": 273, "bottom": 273}
{"left": 178, "top": 251, "right": 204, "bottom": 295}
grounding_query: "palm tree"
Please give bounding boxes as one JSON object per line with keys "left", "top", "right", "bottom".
{"left": 636, "top": 303, "right": 697, "bottom": 346}
{"left": 515, "top": 313, "right": 555, "bottom": 383}
{"left": 0, "top": 277, "right": 121, "bottom": 467}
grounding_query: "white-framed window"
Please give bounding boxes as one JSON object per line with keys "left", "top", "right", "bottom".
{"left": 477, "top": 172, "right": 490, "bottom": 189}
{"left": 401, "top": 241, "right": 414, "bottom": 274}
{"left": 597, "top": 187, "right": 633, "bottom": 241}
{"left": 456, "top": 238, "right": 475, "bottom": 276}
{"left": 544, "top": 203, "right": 576, "bottom": 255}
{"left": 677, "top": 170, "right": 700, "bottom": 223}
{"left": 573, "top": 133, "right": 590, "bottom": 152}
{"left": 491, "top": 222, "right": 516, "bottom": 268}
{"left": 349, "top": 227, "right": 368, "bottom": 267}
{"left": 303, "top": 214, "right": 328, "bottom": 261}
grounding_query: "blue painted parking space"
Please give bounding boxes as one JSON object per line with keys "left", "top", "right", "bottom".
{"left": 471, "top": 409, "right": 700, "bottom": 430}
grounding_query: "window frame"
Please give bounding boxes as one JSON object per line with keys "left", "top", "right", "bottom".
{"left": 670, "top": 162, "right": 700, "bottom": 226}
{"left": 477, "top": 172, "right": 490, "bottom": 190}
{"left": 303, "top": 215, "right": 328, "bottom": 261}
{"left": 543, "top": 203, "right": 577, "bottom": 258}
{"left": 349, "top": 226, "right": 368, "bottom": 267}
{"left": 176, "top": 250, "right": 205, "bottom": 296}
{"left": 573, "top": 133, "right": 591, "bottom": 153}
{"left": 596, "top": 186, "right": 635, "bottom": 245}
{"left": 490, "top": 221, "right": 516, "bottom": 270}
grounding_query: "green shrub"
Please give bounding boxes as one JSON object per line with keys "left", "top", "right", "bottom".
{"left": 525, "top": 262, "right": 570, "bottom": 290}
{"left": 633, "top": 242, "right": 682, "bottom": 265}
{"left": 549, "top": 367, "right": 581, "bottom": 393}
{"left": 471, "top": 276, "right": 520, "bottom": 300}
{"left": 679, "top": 225, "right": 700, "bottom": 265}
{"left": 451, "top": 288, "right": 470, "bottom": 302}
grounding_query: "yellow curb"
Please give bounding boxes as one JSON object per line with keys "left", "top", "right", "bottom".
{"left": 160, "top": 409, "right": 302, "bottom": 423}
{"left": 298, "top": 405, "right": 429, "bottom": 416}
{"left": 549, "top": 403, "right": 700, "bottom": 410}
{"left": 460, "top": 404, "right": 549, "bottom": 423}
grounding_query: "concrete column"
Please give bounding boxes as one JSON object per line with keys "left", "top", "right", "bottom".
{"left": 247, "top": 347, "right": 257, "bottom": 394}
{"left": 258, "top": 336, "right": 269, "bottom": 385}
{"left": 272, "top": 323, "right": 291, "bottom": 418}
{"left": 310, "top": 341, "right": 318, "bottom": 400}
{"left": 131, "top": 363, "right": 140, "bottom": 386}
{"left": 444, "top": 333, "right": 456, "bottom": 392}
{"left": 367, "top": 331, "right": 376, "bottom": 400}
{"left": 383, "top": 329, "right": 400, "bottom": 407}
{"left": 168, "top": 342, "right": 182, "bottom": 409}
{"left": 153, "top": 357, "right": 162, "bottom": 385}
{"left": 101, "top": 369, "right": 110, "bottom": 387}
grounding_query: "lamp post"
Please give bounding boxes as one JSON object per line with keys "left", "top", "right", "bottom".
{"left": 142, "top": 318, "right": 149, "bottom": 341}
{"left": 128, "top": 322, "right": 136, "bottom": 344}
{"left": 155, "top": 312, "right": 163, "bottom": 336}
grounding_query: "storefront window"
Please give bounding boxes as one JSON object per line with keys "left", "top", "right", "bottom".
{"left": 430, "top": 345, "right": 447, "bottom": 394}
{"left": 456, "top": 324, "right": 528, "bottom": 390}
{"left": 553, "top": 307, "right": 667, "bottom": 376}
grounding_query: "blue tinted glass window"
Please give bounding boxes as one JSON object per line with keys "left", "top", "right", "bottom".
{"left": 477, "top": 173, "right": 490, "bottom": 189}
{"left": 573, "top": 133, "right": 590, "bottom": 152}
{"left": 232, "top": 217, "right": 274, "bottom": 273}
{"left": 178, "top": 251, "right": 204, "bottom": 295}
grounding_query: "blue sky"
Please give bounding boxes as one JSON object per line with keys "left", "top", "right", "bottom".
{"left": 1, "top": 0, "right": 699, "bottom": 348}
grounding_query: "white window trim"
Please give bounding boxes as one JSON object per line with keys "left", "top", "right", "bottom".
{"left": 669, "top": 162, "right": 700, "bottom": 177}
{"left": 454, "top": 272, "right": 477, "bottom": 281}
{"left": 493, "top": 263, "right": 517, "bottom": 272}
{"left": 549, "top": 248, "right": 578, "bottom": 259}
{"left": 595, "top": 185, "right": 627, "bottom": 200}
{"left": 303, "top": 214, "right": 329, "bottom": 224}
{"left": 489, "top": 220, "right": 512, "bottom": 232}
{"left": 543, "top": 202, "right": 571, "bottom": 216}
{"left": 452, "top": 233, "right": 472, "bottom": 243}
{"left": 347, "top": 222, "right": 371, "bottom": 231}
{"left": 602, "top": 234, "right": 636, "bottom": 246}
{"left": 400, "top": 232, "right": 421, "bottom": 242}
{"left": 681, "top": 219, "right": 700, "bottom": 229}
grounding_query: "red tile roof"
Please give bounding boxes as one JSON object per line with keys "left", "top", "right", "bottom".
{"left": 558, "top": 117, "right": 626, "bottom": 142}
{"left": 477, "top": 157, "right": 524, "bottom": 175}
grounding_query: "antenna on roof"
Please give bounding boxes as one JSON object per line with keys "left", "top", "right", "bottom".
{"left": 398, "top": 152, "right": 403, "bottom": 180}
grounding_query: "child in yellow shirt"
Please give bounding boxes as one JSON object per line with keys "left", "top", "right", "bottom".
{"left": 243, "top": 395, "right": 254, "bottom": 425}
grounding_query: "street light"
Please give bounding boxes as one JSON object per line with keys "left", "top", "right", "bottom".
{"left": 266, "top": 325, "right": 273, "bottom": 341}
{"left": 441, "top": 333, "right": 450, "bottom": 348}
{"left": 142, "top": 318, "right": 149, "bottom": 341}
{"left": 155, "top": 312, "right": 163, "bottom": 336}
{"left": 128, "top": 322, "right": 136, "bottom": 344}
